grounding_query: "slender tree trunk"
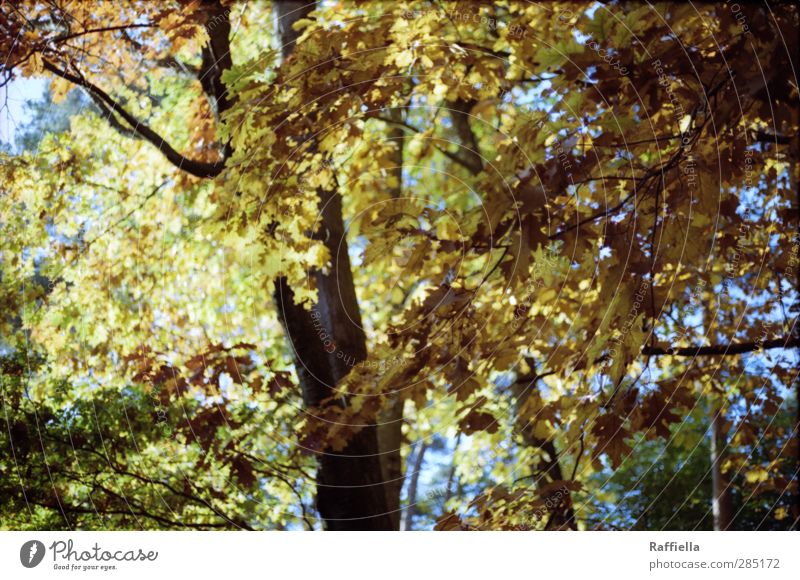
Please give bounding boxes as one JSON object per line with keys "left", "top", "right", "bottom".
{"left": 401, "top": 441, "right": 428, "bottom": 530}
{"left": 711, "top": 403, "right": 734, "bottom": 530}
{"left": 376, "top": 106, "right": 407, "bottom": 529}
{"left": 199, "top": 0, "right": 233, "bottom": 120}
{"left": 273, "top": 0, "right": 313, "bottom": 57}
{"left": 443, "top": 431, "right": 462, "bottom": 506}
{"left": 450, "top": 98, "right": 483, "bottom": 175}
{"left": 377, "top": 395, "right": 404, "bottom": 529}
{"left": 272, "top": 0, "right": 391, "bottom": 530}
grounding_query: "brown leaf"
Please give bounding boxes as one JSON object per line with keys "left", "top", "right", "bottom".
{"left": 591, "top": 412, "right": 631, "bottom": 468}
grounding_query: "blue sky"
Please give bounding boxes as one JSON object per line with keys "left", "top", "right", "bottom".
{"left": 0, "top": 76, "right": 45, "bottom": 147}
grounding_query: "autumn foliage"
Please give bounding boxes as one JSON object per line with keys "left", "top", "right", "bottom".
{"left": 0, "top": 1, "right": 798, "bottom": 531}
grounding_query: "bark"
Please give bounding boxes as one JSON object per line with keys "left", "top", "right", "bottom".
{"left": 375, "top": 106, "right": 407, "bottom": 530}
{"left": 271, "top": 0, "right": 391, "bottom": 530}
{"left": 198, "top": 0, "right": 233, "bottom": 120}
{"left": 38, "top": 0, "right": 235, "bottom": 178}
{"left": 443, "top": 432, "right": 462, "bottom": 505}
{"left": 42, "top": 61, "right": 226, "bottom": 178}
{"left": 511, "top": 376, "right": 577, "bottom": 530}
{"left": 273, "top": 1, "right": 315, "bottom": 57}
{"left": 710, "top": 404, "right": 734, "bottom": 531}
{"left": 401, "top": 441, "right": 428, "bottom": 530}
{"left": 377, "top": 395, "right": 404, "bottom": 529}
{"left": 450, "top": 98, "right": 483, "bottom": 175}
{"left": 642, "top": 336, "right": 799, "bottom": 357}
{"left": 275, "top": 278, "right": 389, "bottom": 528}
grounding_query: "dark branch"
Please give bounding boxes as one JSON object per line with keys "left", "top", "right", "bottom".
{"left": 42, "top": 60, "right": 226, "bottom": 178}
{"left": 50, "top": 23, "right": 155, "bottom": 45}
{"left": 642, "top": 336, "right": 800, "bottom": 357}
{"left": 273, "top": 0, "right": 316, "bottom": 57}
{"left": 449, "top": 98, "right": 483, "bottom": 175}
{"left": 30, "top": 499, "right": 239, "bottom": 530}
{"left": 198, "top": 0, "right": 233, "bottom": 120}
{"left": 86, "top": 91, "right": 137, "bottom": 139}
{"left": 751, "top": 129, "right": 795, "bottom": 146}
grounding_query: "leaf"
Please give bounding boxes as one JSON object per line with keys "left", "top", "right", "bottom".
{"left": 434, "top": 512, "right": 464, "bottom": 531}
{"left": 460, "top": 410, "right": 498, "bottom": 435}
{"left": 591, "top": 412, "right": 632, "bottom": 469}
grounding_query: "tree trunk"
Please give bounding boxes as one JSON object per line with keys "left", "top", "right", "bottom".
{"left": 271, "top": 0, "right": 391, "bottom": 530}
{"left": 377, "top": 395, "right": 404, "bottom": 529}
{"left": 401, "top": 441, "right": 428, "bottom": 530}
{"left": 375, "top": 106, "right": 407, "bottom": 529}
{"left": 450, "top": 98, "right": 483, "bottom": 175}
{"left": 273, "top": 0, "right": 314, "bottom": 57}
{"left": 710, "top": 403, "right": 734, "bottom": 530}
{"left": 443, "top": 432, "right": 462, "bottom": 506}
{"left": 199, "top": 0, "right": 233, "bottom": 120}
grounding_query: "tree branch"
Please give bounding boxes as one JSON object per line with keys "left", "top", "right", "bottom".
{"left": 642, "top": 336, "right": 799, "bottom": 357}
{"left": 450, "top": 98, "right": 483, "bottom": 175}
{"left": 750, "top": 129, "right": 795, "bottom": 146}
{"left": 42, "top": 60, "right": 226, "bottom": 178}
{"left": 50, "top": 23, "right": 155, "bottom": 45}
{"left": 85, "top": 91, "right": 137, "bottom": 139}
{"left": 198, "top": 0, "right": 233, "bottom": 120}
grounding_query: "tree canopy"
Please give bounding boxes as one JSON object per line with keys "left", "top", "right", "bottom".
{"left": 1, "top": 0, "right": 798, "bottom": 531}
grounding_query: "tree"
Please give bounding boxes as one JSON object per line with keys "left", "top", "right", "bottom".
{"left": 1, "top": 0, "right": 798, "bottom": 531}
